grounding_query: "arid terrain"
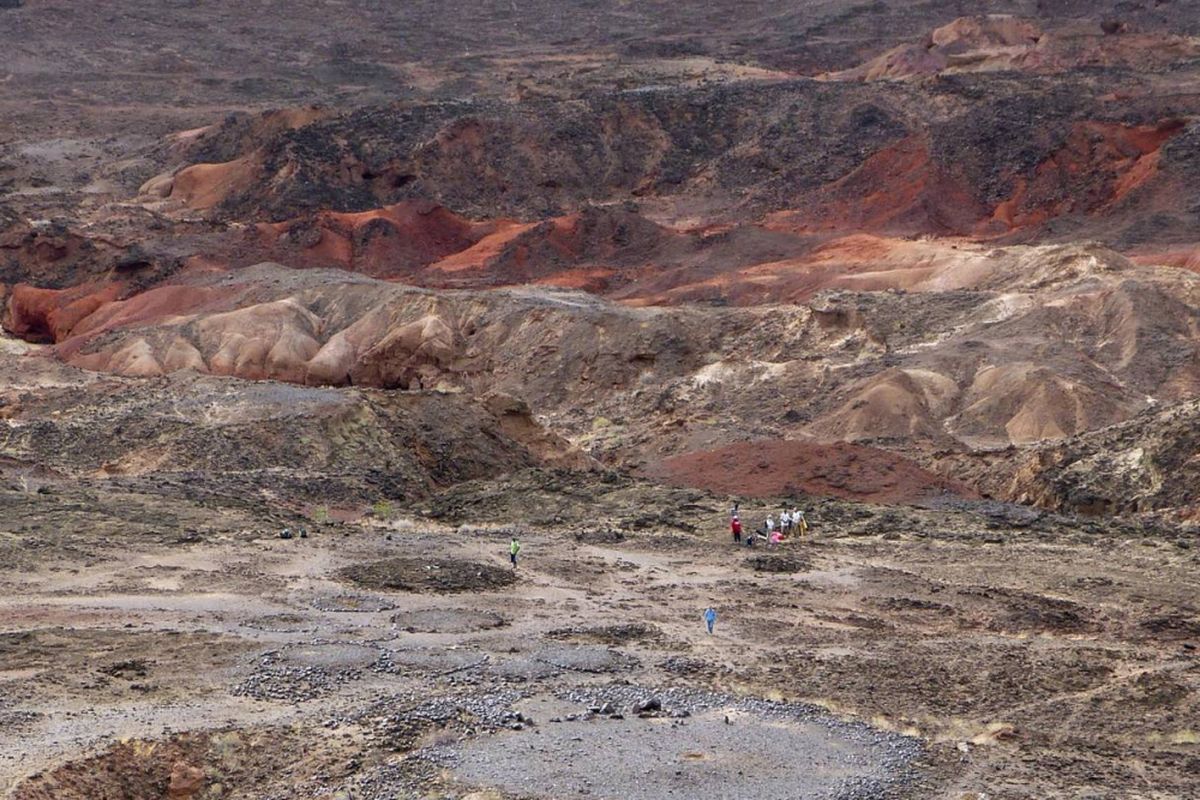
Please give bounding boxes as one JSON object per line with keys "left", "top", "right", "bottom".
{"left": 2, "top": 1, "right": 1199, "bottom": 798}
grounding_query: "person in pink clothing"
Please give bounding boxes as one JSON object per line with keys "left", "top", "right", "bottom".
{"left": 769, "top": 530, "right": 783, "bottom": 548}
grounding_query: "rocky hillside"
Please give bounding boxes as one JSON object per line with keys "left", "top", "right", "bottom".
{"left": 0, "top": 340, "right": 590, "bottom": 509}
{"left": 3, "top": 2, "right": 1200, "bottom": 516}
{"left": 1007, "top": 400, "right": 1200, "bottom": 520}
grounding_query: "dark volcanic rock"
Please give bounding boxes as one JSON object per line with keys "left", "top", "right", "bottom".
{"left": 338, "top": 557, "right": 517, "bottom": 594}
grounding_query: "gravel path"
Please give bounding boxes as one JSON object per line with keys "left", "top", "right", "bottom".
{"left": 445, "top": 687, "right": 920, "bottom": 799}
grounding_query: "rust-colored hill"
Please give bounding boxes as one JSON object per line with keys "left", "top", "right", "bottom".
{"left": 642, "top": 439, "right": 973, "bottom": 505}
{"left": 4, "top": 3, "right": 1200, "bottom": 517}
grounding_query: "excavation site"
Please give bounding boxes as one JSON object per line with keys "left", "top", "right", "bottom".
{"left": 1, "top": 1, "right": 1199, "bottom": 798}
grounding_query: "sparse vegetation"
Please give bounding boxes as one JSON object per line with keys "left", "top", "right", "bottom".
{"left": 3, "top": 1, "right": 1199, "bottom": 798}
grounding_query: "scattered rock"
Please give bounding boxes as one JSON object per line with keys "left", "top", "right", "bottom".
{"left": 338, "top": 557, "right": 517, "bottom": 594}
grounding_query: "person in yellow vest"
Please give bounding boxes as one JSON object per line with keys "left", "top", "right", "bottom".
{"left": 509, "top": 536, "right": 521, "bottom": 568}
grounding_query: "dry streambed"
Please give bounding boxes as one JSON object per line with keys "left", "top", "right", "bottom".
{"left": 445, "top": 688, "right": 920, "bottom": 800}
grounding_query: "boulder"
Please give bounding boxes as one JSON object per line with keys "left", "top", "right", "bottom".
{"left": 167, "top": 761, "right": 205, "bottom": 799}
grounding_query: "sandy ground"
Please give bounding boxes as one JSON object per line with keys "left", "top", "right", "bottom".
{"left": 1, "top": 492, "right": 1196, "bottom": 798}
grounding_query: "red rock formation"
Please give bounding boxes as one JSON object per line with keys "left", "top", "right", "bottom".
{"left": 4, "top": 283, "right": 123, "bottom": 343}
{"left": 765, "top": 136, "right": 983, "bottom": 237}
{"left": 984, "top": 120, "right": 1185, "bottom": 234}
{"left": 254, "top": 201, "right": 485, "bottom": 277}
{"left": 642, "top": 439, "right": 974, "bottom": 504}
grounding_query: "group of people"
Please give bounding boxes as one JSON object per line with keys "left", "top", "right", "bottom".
{"left": 728, "top": 502, "right": 807, "bottom": 548}
{"left": 703, "top": 502, "right": 812, "bottom": 634}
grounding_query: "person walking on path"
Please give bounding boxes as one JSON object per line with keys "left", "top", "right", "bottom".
{"left": 704, "top": 607, "right": 717, "bottom": 634}
{"left": 731, "top": 515, "right": 742, "bottom": 544}
{"left": 509, "top": 536, "right": 521, "bottom": 568}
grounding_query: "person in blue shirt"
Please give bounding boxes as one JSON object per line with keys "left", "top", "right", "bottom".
{"left": 703, "top": 607, "right": 717, "bottom": 634}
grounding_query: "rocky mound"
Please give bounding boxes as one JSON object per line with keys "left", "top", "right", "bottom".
{"left": 423, "top": 206, "right": 694, "bottom": 289}
{"left": 1003, "top": 399, "right": 1200, "bottom": 519}
{"left": 765, "top": 116, "right": 1193, "bottom": 243}
{"left": 249, "top": 200, "right": 485, "bottom": 278}
{"left": 0, "top": 355, "right": 588, "bottom": 506}
{"left": 0, "top": 213, "right": 137, "bottom": 291}
{"left": 339, "top": 557, "right": 517, "bottom": 593}
{"left": 11, "top": 729, "right": 311, "bottom": 800}
{"left": 828, "top": 16, "right": 1200, "bottom": 81}
{"left": 389, "top": 608, "right": 507, "bottom": 633}
{"left": 643, "top": 439, "right": 973, "bottom": 504}
{"left": 803, "top": 251, "right": 1200, "bottom": 449}
{"left": 145, "top": 72, "right": 1200, "bottom": 246}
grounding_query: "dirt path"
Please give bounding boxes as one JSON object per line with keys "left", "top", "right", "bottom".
{"left": 1, "top": 506, "right": 1197, "bottom": 798}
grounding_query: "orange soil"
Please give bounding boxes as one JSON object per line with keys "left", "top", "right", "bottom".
{"left": 764, "top": 136, "right": 982, "bottom": 237}
{"left": 643, "top": 439, "right": 974, "bottom": 504}
{"left": 258, "top": 201, "right": 486, "bottom": 276}
{"left": 532, "top": 266, "right": 618, "bottom": 292}
{"left": 2, "top": 274, "right": 248, "bottom": 361}
{"left": 4, "top": 282, "right": 124, "bottom": 343}
{"left": 56, "top": 284, "right": 243, "bottom": 358}
{"left": 426, "top": 220, "right": 539, "bottom": 273}
{"left": 763, "top": 120, "right": 1183, "bottom": 241}
{"left": 1130, "top": 247, "right": 1200, "bottom": 274}
{"left": 985, "top": 120, "right": 1184, "bottom": 232}
{"left": 171, "top": 156, "right": 260, "bottom": 210}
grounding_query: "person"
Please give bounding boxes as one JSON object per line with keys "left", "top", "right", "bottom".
{"left": 780, "top": 508, "right": 792, "bottom": 535}
{"left": 765, "top": 514, "right": 775, "bottom": 534}
{"left": 509, "top": 536, "right": 521, "bottom": 568}
{"left": 704, "top": 607, "right": 717, "bottom": 634}
{"left": 769, "top": 529, "right": 783, "bottom": 548}
{"left": 795, "top": 508, "right": 808, "bottom": 537}
{"left": 730, "top": 515, "right": 742, "bottom": 544}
